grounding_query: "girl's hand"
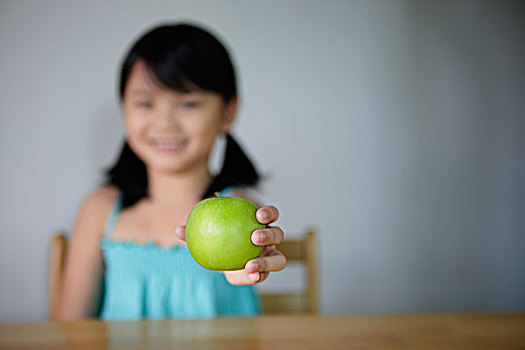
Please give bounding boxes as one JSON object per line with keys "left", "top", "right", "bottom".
{"left": 224, "top": 205, "right": 286, "bottom": 285}
{"left": 175, "top": 205, "right": 287, "bottom": 285}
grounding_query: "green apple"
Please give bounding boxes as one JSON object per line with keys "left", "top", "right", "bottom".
{"left": 186, "top": 196, "right": 265, "bottom": 271}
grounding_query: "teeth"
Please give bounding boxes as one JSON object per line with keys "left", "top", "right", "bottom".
{"left": 152, "top": 139, "right": 185, "bottom": 149}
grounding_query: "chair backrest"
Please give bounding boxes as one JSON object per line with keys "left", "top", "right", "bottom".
{"left": 48, "top": 231, "right": 68, "bottom": 321}
{"left": 259, "top": 229, "right": 319, "bottom": 314}
{"left": 47, "top": 228, "right": 319, "bottom": 319}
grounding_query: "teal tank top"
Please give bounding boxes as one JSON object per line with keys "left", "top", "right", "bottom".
{"left": 99, "top": 188, "right": 261, "bottom": 320}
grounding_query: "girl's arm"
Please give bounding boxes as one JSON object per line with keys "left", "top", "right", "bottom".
{"left": 56, "top": 187, "right": 117, "bottom": 321}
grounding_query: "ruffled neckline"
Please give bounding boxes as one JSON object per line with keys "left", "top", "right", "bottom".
{"left": 101, "top": 237, "right": 187, "bottom": 251}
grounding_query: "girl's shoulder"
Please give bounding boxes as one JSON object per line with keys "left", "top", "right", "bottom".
{"left": 84, "top": 185, "right": 120, "bottom": 210}
{"left": 75, "top": 185, "right": 120, "bottom": 239}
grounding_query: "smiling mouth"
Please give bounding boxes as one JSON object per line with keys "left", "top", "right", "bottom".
{"left": 149, "top": 139, "right": 187, "bottom": 152}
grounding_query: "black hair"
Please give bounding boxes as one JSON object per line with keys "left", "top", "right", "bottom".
{"left": 106, "top": 23, "right": 260, "bottom": 208}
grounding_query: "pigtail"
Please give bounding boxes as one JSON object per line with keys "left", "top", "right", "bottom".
{"left": 203, "top": 133, "right": 260, "bottom": 198}
{"left": 106, "top": 140, "right": 148, "bottom": 208}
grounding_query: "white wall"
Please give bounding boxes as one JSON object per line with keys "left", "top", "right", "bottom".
{"left": 1, "top": 0, "right": 524, "bottom": 321}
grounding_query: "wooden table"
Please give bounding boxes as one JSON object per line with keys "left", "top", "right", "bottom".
{"left": 1, "top": 313, "right": 524, "bottom": 349}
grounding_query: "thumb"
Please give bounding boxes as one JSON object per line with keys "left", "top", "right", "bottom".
{"left": 175, "top": 225, "right": 186, "bottom": 242}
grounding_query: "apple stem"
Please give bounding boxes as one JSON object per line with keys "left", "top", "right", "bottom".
{"left": 214, "top": 191, "right": 221, "bottom": 198}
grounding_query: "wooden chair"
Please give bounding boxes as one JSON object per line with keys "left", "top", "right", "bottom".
{"left": 47, "top": 229, "right": 319, "bottom": 319}
{"left": 259, "top": 229, "right": 319, "bottom": 314}
{"left": 48, "top": 231, "right": 68, "bottom": 321}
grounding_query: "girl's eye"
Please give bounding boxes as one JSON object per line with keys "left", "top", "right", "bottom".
{"left": 181, "top": 100, "right": 199, "bottom": 109}
{"left": 136, "top": 101, "right": 153, "bottom": 109}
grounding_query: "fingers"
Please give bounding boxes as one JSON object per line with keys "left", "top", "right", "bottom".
{"left": 224, "top": 248, "right": 287, "bottom": 286}
{"left": 249, "top": 272, "right": 269, "bottom": 283}
{"left": 251, "top": 226, "right": 284, "bottom": 246}
{"left": 256, "top": 206, "right": 279, "bottom": 225}
{"left": 245, "top": 250, "right": 287, "bottom": 274}
{"left": 224, "top": 270, "right": 270, "bottom": 285}
{"left": 174, "top": 225, "right": 186, "bottom": 242}
{"left": 246, "top": 271, "right": 270, "bottom": 284}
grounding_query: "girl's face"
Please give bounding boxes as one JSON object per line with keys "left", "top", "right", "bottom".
{"left": 122, "top": 60, "right": 236, "bottom": 175}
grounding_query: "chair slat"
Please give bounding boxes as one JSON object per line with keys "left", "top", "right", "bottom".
{"left": 260, "top": 229, "right": 319, "bottom": 314}
{"left": 275, "top": 240, "right": 305, "bottom": 261}
{"left": 48, "top": 232, "right": 67, "bottom": 321}
{"left": 260, "top": 293, "right": 307, "bottom": 314}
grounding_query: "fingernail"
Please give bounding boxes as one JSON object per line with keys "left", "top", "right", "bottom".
{"left": 257, "top": 231, "right": 266, "bottom": 243}
{"left": 250, "top": 261, "right": 260, "bottom": 272}
{"left": 257, "top": 210, "right": 267, "bottom": 222}
{"left": 250, "top": 273, "right": 260, "bottom": 282}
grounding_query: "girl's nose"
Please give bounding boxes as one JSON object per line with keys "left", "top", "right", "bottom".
{"left": 153, "top": 108, "right": 182, "bottom": 130}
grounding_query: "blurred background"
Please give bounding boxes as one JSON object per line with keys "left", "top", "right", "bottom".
{"left": 1, "top": 0, "right": 524, "bottom": 322}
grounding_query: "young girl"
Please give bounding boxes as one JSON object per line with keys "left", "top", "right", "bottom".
{"left": 57, "top": 23, "right": 286, "bottom": 321}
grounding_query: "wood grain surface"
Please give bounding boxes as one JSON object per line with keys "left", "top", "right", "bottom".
{"left": 1, "top": 313, "right": 524, "bottom": 349}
